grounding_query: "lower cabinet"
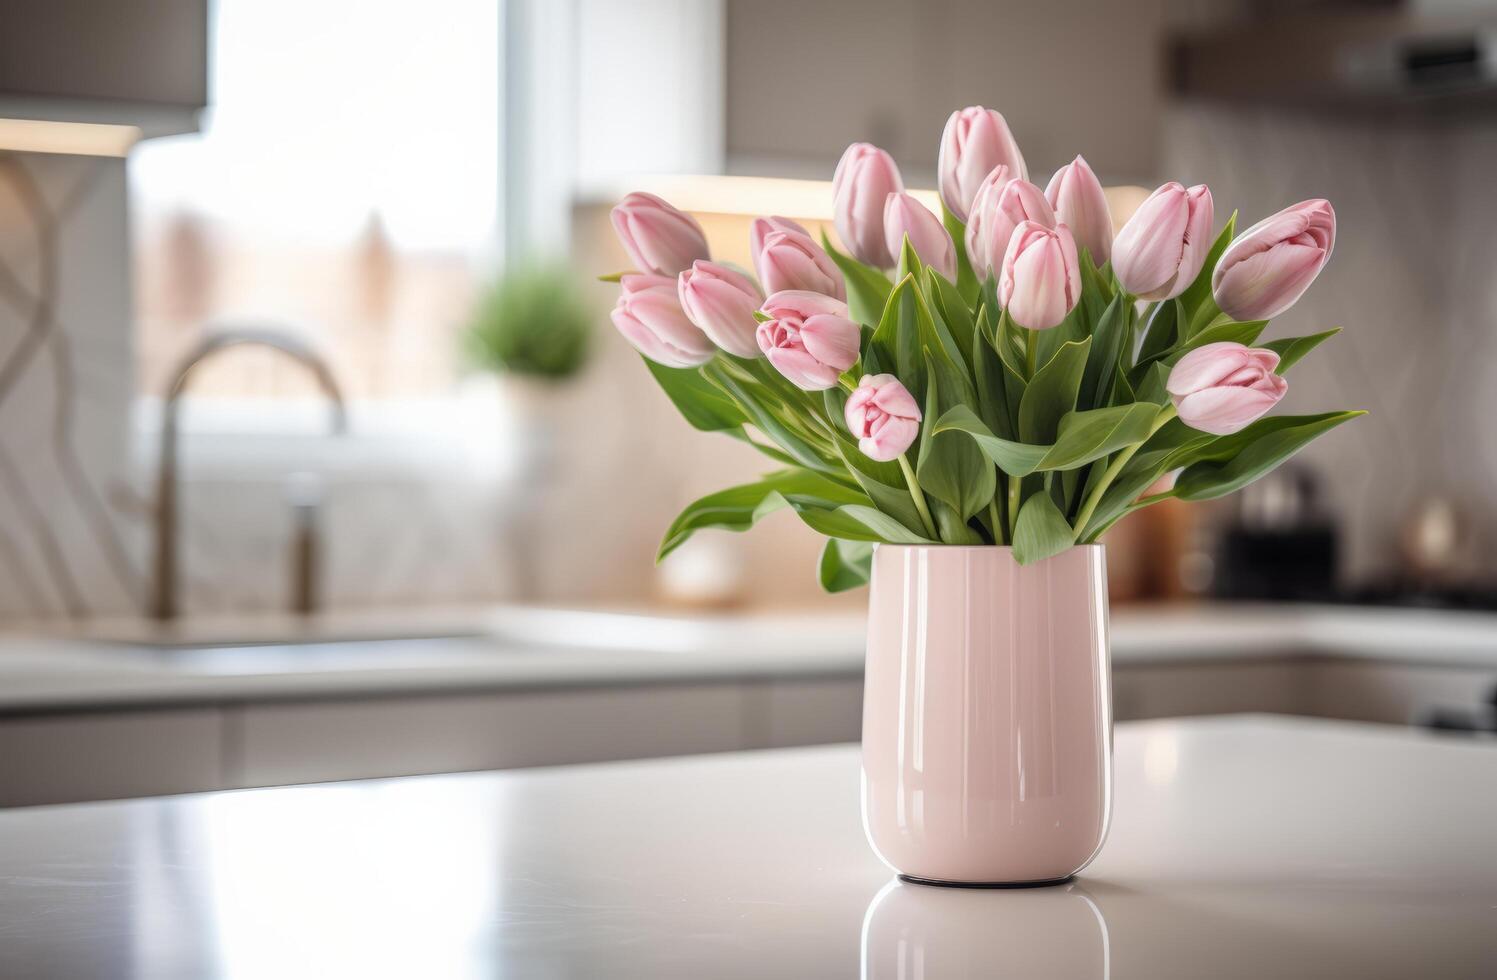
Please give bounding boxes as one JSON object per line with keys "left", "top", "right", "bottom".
{"left": 0, "top": 708, "right": 223, "bottom": 807}
{"left": 1111, "top": 661, "right": 1305, "bottom": 722}
{"left": 2, "top": 660, "right": 1488, "bottom": 807}
{"left": 230, "top": 683, "right": 754, "bottom": 789}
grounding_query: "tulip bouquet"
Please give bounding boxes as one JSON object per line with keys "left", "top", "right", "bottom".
{"left": 605, "top": 106, "right": 1362, "bottom": 590}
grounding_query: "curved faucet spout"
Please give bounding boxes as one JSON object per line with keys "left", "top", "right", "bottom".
{"left": 151, "top": 326, "right": 348, "bottom": 621}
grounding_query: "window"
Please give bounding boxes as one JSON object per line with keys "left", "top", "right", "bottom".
{"left": 130, "top": 0, "right": 500, "bottom": 406}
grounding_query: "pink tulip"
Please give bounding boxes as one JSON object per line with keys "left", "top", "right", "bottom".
{"left": 756, "top": 291, "right": 860, "bottom": 391}
{"left": 998, "top": 221, "right": 1082, "bottom": 331}
{"left": 1167, "top": 342, "right": 1288, "bottom": 435}
{"left": 610, "top": 192, "right": 710, "bottom": 276}
{"left": 755, "top": 228, "right": 847, "bottom": 301}
{"left": 832, "top": 143, "right": 904, "bottom": 268}
{"left": 1045, "top": 155, "right": 1113, "bottom": 265}
{"left": 844, "top": 374, "right": 922, "bottom": 462}
{"left": 937, "top": 106, "right": 1028, "bottom": 222}
{"left": 883, "top": 192, "right": 957, "bottom": 281}
{"left": 1111, "top": 182, "right": 1214, "bottom": 301}
{"left": 966, "top": 173, "right": 1054, "bottom": 277}
{"left": 676, "top": 260, "right": 764, "bottom": 359}
{"left": 1212, "top": 199, "right": 1336, "bottom": 321}
{"left": 749, "top": 215, "right": 810, "bottom": 272}
{"left": 610, "top": 273, "right": 715, "bottom": 368}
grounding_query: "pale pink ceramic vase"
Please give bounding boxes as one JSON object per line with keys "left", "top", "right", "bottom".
{"left": 861, "top": 544, "right": 1112, "bottom": 885}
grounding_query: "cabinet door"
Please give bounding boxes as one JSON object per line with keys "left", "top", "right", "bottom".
{"left": 1304, "top": 661, "right": 1497, "bottom": 726}
{"left": 746, "top": 678, "right": 864, "bottom": 749}
{"left": 0, "top": 709, "right": 223, "bottom": 807}
{"left": 233, "top": 684, "right": 750, "bottom": 789}
{"left": 1112, "top": 662, "right": 1303, "bottom": 722}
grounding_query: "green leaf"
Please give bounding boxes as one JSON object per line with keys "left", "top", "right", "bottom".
{"left": 1044, "top": 403, "right": 1163, "bottom": 470}
{"left": 644, "top": 358, "right": 748, "bottom": 431}
{"left": 1018, "top": 338, "right": 1091, "bottom": 444}
{"left": 1263, "top": 328, "right": 1341, "bottom": 373}
{"left": 701, "top": 363, "right": 839, "bottom": 476}
{"left": 1134, "top": 361, "right": 1173, "bottom": 406}
{"left": 657, "top": 470, "right": 868, "bottom": 560}
{"left": 972, "top": 320, "right": 1013, "bottom": 440}
{"left": 932, "top": 405, "right": 1049, "bottom": 476}
{"left": 1012, "top": 492, "right": 1075, "bottom": 565}
{"left": 932, "top": 499, "right": 984, "bottom": 544}
{"left": 934, "top": 402, "right": 1160, "bottom": 477}
{"left": 925, "top": 266, "right": 975, "bottom": 370}
{"left": 1166, "top": 316, "right": 1268, "bottom": 363}
{"left": 1134, "top": 299, "right": 1180, "bottom": 371}
{"left": 942, "top": 200, "right": 980, "bottom": 305}
{"left": 916, "top": 355, "right": 996, "bottom": 522}
{"left": 831, "top": 441, "right": 927, "bottom": 535}
{"left": 1081, "top": 294, "right": 1128, "bottom": 411}
{"left": 793, "top": 503, "right": 935, "bottom": 544}
{"left": 1171, "top": 411, "right": 1365, "bottom": 501}
{"left": 869, "top": 275, "right": 926, "bottom": 405}
{"left": 818, "top": 538, "right": 873, "bottom": 592}
{"left": 1176, "top": 211, "right": 1237, "bottom": 332}
{"left": 822, "top": 231, "right": 893, "bottom": 327}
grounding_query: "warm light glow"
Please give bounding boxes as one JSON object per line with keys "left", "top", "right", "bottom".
{"left": 603, "top": 174, "right": 943, "bottom": 221}
{"left": 596, "top": 173, "right": 1152, "bottom": 229}
{"left": 0, "top": 118, "right": 142, "bottom": 157}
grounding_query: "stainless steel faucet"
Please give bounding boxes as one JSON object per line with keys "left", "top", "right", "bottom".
{"left": 150, "top": 327, "right": 348, "bottom": 620}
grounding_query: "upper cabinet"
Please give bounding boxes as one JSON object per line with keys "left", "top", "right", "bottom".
{"left": 724, "top": 0, "right": 1166, "bottom": 185}
{"left": 0, "top": 0, "right": 208, "bottom": 147}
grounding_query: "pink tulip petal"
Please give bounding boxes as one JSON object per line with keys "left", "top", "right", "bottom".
{"left": 799, "top": 315, "right": 860, "bottom": 372}
{"left": 766, "top": 347, "right": 838, "bottom": 390}
{"left": 1174, "top": 386, "right": 1282, "bottom": 435}
{"left": 761, "top": 290, "right": 849, "bottom": 320}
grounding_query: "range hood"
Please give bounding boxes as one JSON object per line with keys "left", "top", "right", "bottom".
{"left": 1170, "top": 1, "right": 1497, "bottom": 110}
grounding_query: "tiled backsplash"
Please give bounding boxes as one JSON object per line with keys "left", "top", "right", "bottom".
{"left": 1164, "top": 103, "right": 1497, "bottom": 584}
{"left": 2, "top": 101, "right": 1492, "bottom": 619}
{"left": 0, "top": 153, "right": 137, "bottom": 618}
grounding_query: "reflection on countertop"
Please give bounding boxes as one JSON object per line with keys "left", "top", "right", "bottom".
{"left": 3, "top": 601, "right": 1497, "bottom": 714}
{"left": 0, "top": 716, "right": 1493, "bottom": 979}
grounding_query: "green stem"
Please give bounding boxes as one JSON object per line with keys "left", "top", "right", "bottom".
{"left": 1007, "top": 472, "right": 1022, "bottom": 538}
{"left": 1072, "top": 406, "right": 1176, "bottom": 542}
{"left": 988, "top": 497, "right": 1005, "bottom": 546}
{"left": 1025, "top": 329, "right": 1037, "bottom": 379}
{"left": 898, "top": 454, "right": 938, "bottom": 540}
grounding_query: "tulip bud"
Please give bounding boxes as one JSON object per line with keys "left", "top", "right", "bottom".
{"left": 832, "top": 143, "right": 905, "bottom": 268}
{"left": 937, "top": 106, "right": 1028, "bottom": 222}
{"left": 756, "top": 290, "right": 860, "bottom": 391}
{"left": 966, "top": 173, "right": 1054, "bottom": 278}
{"left": 676, "top": 260, "right": 764, "bottom": 359}
{"left": 1045, "top": 155, "right": 1113, "bottom": 265}
{"left": 749, "top": 215, "right": 810, "bottom": 272}
{"left": 883, "top": 192, "right": 957, "bottom": 281}
{"left": 1111, "top": 182, "right": 1214, "bottom": 301}
{"left": 610, "top": 192, "right": 710, "bottom": 276}
{"left": 844, "top": 374, "right": 922, "bottom": 462}
{"left": 1167, "top": 342, "right": 1287, "bottom": 435}
{"left": 610, "top": 273, "right": 715, "bottom": 368}
{"left": 1212, "top": 199, "right": 1336, "bottom": 321}
{"left": 998, "top": 221, "right": 1082, "bottom": 331}
{"left": 755, "top": 228, "right": 847, "bottom": 301}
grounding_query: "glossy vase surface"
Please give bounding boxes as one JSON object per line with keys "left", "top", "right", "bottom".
{"left": 861, "top": 545, "right": 1112, "bottom": 885}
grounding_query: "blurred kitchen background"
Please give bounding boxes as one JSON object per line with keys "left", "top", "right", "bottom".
{"left": 3, "top": 0, "right": 1497, "bottom": 807}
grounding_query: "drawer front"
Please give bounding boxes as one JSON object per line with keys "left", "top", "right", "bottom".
{"left": 234, "top": 684, "right": 750, "bottom": 788}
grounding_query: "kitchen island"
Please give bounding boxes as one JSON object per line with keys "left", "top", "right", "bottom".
{"left": 0, "top": 714, "right": 1492, "bottom": 978}
{"left": 2, "top": 603, "right": 1496, "bottom": 807}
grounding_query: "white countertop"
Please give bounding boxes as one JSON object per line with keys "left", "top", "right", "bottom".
{"left": 0, "top": 715, "right": 1492, "bottom": 978}
{"left": 2, "top": 602, "right": 1496, "bottom": 713}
